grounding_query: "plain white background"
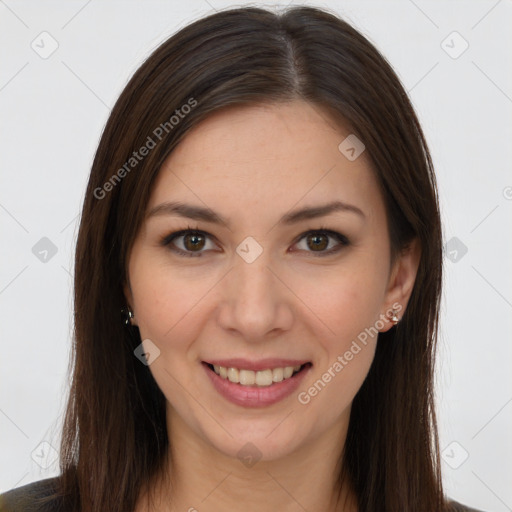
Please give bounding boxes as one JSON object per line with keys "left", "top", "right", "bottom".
{"left": 1, "top": 1, "right": 511, "bottom": 510}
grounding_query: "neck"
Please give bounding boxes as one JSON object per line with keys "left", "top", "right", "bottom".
{"left": 137, "top": 406, "right": 358, "bottom": 512}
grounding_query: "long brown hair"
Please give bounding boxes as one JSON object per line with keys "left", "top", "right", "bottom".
{"left": 57, "top": 5, "right": 445, "bottom": 511}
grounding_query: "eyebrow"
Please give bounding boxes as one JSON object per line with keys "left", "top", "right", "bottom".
{"left": 146, "top": 200, "right": 365, "bottom": 228}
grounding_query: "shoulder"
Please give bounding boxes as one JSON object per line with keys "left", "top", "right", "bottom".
{"left": 445, "top": 498, "right": 487, "bottom": 512}
{"left": 0, "top": 477, "right": 64, "bottom": 512}
{"left": 0, "top": 481, "right": 488, "bottom": 512}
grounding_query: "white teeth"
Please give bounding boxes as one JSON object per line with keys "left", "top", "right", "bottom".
{"left": 227, "top": 367, "right": 239, "bottom": 383}
{"left": 211, "top": 364, "right": 304, "bottom": 387}
{"left": 272, "top": 367, "right": 284, "bottom": 382}
{"left": 239, "top": 369, "right": 255, "bottom": 386}
{"left": 283, "top": 366, "right": 294, "bottom": 379}
{"left": 255, "top": 369, "right": 273, "bottom": 386}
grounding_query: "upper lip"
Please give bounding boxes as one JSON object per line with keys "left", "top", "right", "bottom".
{"left": 203, "top": 358, "right": 311, "bottom": 372}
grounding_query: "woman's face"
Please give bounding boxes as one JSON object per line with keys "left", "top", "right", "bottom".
{"left": 125, "top": 100, "right": 418, "bottom": 462}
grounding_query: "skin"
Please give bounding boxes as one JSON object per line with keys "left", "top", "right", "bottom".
{"left": 125, "top": 100, "right": 421, "bottom": 512}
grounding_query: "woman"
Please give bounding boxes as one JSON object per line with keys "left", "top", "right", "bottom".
{"left": 0, "top": 5, "right": 485, "bottom": 512}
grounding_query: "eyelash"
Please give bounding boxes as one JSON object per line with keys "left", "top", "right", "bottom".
{"left": 159, "top": 225, "right": 350, "bottom": 258}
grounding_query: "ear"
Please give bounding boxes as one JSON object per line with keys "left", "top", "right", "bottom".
{"left": 123, "top": 281, "right": 132, "bottom": 307}
{"left": 379, "top": 237, "right": 421, "bottom": 333}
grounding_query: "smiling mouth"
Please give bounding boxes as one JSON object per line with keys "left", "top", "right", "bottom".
{"left": 204, "top": 362, "right": 312, "bottom": 387}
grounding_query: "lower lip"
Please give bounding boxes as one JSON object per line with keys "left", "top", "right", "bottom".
{"left": 202, "top": 362, "right": 311, "bottom": 408}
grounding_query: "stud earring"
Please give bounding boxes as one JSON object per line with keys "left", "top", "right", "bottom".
{"left": 390, "top": 308, "right": 401, "bottom": 326}
{"left": 122, "top": 307, "right": 134, "bottom": 326}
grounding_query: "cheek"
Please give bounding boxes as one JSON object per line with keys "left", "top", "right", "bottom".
{"left": 291, "top": 254, "right": 386, "bottom": 406}
{"left": 129, "top": 252, "right": 190, "bottom": 340}
{"left": 292, "top": 254, "right": 387, "bottom": 340}
{"left": 294, "top": 275, "right": 381, "bottom": 422}
{"left": 129, "top": 253, "right": 225, "bottom": 356}
{"left": 313, "top": 281, "right": 380, "bottom": 373}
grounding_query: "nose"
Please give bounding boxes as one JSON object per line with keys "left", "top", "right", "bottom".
{"left": 216, "top": 249, "right": 294, "bottom": 343}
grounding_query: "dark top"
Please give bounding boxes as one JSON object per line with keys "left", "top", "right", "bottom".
{"left": 0, "top": 477, "right": 486, "bottom": 511}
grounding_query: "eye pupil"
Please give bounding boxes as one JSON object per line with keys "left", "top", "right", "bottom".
{"left": 184, "top": 233, "right": 205, "bottom": 251}
{"left": 308, "top": 233, "right": 328, "bottom": 251}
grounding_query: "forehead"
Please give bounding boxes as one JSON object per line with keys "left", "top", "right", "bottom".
{"left": 149, "top": 101, "right": 384, "bottom": 225}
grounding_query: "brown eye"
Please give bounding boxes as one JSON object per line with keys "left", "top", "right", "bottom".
{"left": 161, "top": 229, "right": 216, "bottom": 257}
{"left": 306, "top": 233, "right": 329, "bottom": 251}
{"left": 293, "top": 230, "right": 349, "bottom": 256}
{"left": 183, "top": 232, "right": 206, "bottom": 251}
